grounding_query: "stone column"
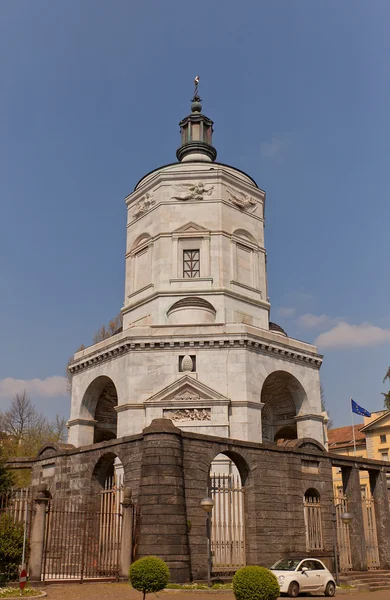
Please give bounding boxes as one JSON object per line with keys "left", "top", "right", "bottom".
{"left": 137, "top": 419, "right": 191, "bottom": 583}
{"left": 369, "top": 470, "right": 390, "bottom": 569}
{"left": 119, "top": 488, "right": 133, "bottom": 578}
{"left": 29, "top": 485, "right": 50, "bottom": 581}
{"left": 342, "top": 466, "right": 367, "bottom": 570}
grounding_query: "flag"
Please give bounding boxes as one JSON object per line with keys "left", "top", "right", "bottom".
{"left": 351, "top": 399, "right": 371, "bottom": 418}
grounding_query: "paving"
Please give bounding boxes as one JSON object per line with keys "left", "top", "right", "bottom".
{"left": 40, "top": 582, "right": 390, "bottom": 600}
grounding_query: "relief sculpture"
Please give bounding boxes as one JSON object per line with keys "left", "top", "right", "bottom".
{"left": 171, "top": 182, "right": 214, "bottom": 201}
{"left": 163, "top": 408, "right": 211, "bottom": 422}
{"left": 133, "top": 193, "right": 156, "bottom": 219}
{"left": 226, "top": 187, "right": 257, "bottom": 212}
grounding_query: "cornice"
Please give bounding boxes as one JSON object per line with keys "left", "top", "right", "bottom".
{"left": 121, "top": 288, "right": 270, "bottom": 316}
{"left": 68, "top": 333, "right": 322, "bottom": 375}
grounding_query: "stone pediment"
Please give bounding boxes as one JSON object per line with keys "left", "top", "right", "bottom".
{"left": 172, "top": 222, "right": 210, "bottom": 234}
{"left": 145, "top": 374, "right": 229, "bottom": 407}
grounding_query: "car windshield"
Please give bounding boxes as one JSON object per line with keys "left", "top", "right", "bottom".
{"left": 271, "top": 559, "right": 301, "bottom": 571}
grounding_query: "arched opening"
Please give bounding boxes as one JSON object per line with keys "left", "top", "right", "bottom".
{"left": 303, "top": 488, "right": 323, "bottom": 551}
{"left": 209, "top": 452, "right": 248, "bottom": 576}
{"left": 80, "top": 376, "right": 118, "bottom": 444}
{"left": 90, "top": 453, "right": 124, "bottom": 575}
{"left": 261, "top": 371, "right": 307, "bottom": 444}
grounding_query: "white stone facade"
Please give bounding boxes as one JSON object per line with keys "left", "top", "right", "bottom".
{"left": 67, "top": 103, "right": 325, "bottom": 448}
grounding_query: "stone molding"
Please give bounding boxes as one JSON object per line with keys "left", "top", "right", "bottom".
{"left": 295, "top": 413, "right": 325, "bottom": 423}
{"left": 69, "top": 335, "right": 322, "bottom": 376}
{"left": 66, "top": 418, "right": 97, "bottom": 427}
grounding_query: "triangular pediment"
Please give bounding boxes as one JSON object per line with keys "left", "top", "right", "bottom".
{"left": 361, "top": 410, "right": 390, "bottom": 432}
{"left": 145, "top": 374, "right": 229, "bottom": 406}
{"left": 173, "top": 221, "right": 209, "bottom": 234}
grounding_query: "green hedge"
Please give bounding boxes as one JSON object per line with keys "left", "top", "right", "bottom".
{"left": 233, "top": 566, "right": 280, "bottom": 600}
{"left": 0, "top": 514, "right": 25, "bottom": 583}
{"left": 129, "top": 556, "right": 170, "bottom": 600}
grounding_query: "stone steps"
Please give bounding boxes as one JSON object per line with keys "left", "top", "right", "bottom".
{"left": 340, "top": 570, "right": 390, "bottom": 592}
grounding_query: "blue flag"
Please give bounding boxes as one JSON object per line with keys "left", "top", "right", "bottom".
{"left": 351, "top": 399, "right": 371, "bottom": 418}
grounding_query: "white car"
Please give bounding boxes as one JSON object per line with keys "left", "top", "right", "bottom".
{"left": 271, "top": 558, "right": 336, "bottom": 597}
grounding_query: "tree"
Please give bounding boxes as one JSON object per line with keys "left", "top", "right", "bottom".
{"left": 382, "top": 367, "right": 390, "bottom": 410}
{"left": 0, "top": 393, "right": 67, "bottom": 458}
{"left": 0, "top": 391, "right": 47, "bottom": 444}
{"left": 92, "top": 314, "right": 122, "bottom": 344}
{"left": 0, "top": 451, "right": 13, "bottom": 495}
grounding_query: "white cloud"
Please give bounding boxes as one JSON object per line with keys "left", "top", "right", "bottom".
{"left": 0, "top": 376, "right": 68, "bottom": 399}
{"left": 298, "top": 313, "right": 332, "bottom": 328}
{"left": 260, "top": 134, "right": 286, "bottom": 158}
{"left": 315, "top": 322, "right": 390, "bottom": 349}
{"left": 277, "top": 307, "right": 296, "bottom": 318}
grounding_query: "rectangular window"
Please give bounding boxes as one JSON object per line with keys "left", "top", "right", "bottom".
{"left": 183, "top": 249, "right": 200, "bottom": 278}
{"left": 380, "top": 452, "right": 389, "bottom": 462}
{"left": 380, "top": 434, "right": 387, "bottom": 443}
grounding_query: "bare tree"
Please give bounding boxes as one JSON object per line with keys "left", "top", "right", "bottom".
{"left": 93, "top": 314, "right": 122, "bottom": 344}
{"left": 49, "top": 414, "right": 67, "bottom": 443}
{"left": 0, "top": 392, "right": 68, "bottom": 458}
{"left": 0, "top": 391, "right": 45, "bottom": 442}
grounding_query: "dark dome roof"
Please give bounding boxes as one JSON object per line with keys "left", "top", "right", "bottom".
{"left": 269, "top": 322, "right": 288, "bottom": 336}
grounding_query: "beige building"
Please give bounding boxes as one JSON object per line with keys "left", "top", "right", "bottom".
{"left": 329, "top": 410, "right": 390, "bottom": 498}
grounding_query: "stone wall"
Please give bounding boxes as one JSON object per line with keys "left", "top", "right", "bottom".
{"left": 23, "top": 419, "right": 390, "bottom": 582}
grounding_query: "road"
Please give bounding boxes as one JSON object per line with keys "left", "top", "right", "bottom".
{"left": 42, "top": 582, "right": 390, "bottom": 600}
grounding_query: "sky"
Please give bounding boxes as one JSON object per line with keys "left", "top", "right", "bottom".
{"left": 1, "top": 0, "right": 390, "bottom": 429}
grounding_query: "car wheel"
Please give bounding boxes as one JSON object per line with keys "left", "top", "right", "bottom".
{"left": 288, "top": 581, "right": 300, "bottom": 597}
{"left": 325, "top": 581, "right": 336, "bottom": 597}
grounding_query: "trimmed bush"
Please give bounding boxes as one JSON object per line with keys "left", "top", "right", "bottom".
{"left": 129, "top": 556, "right": 170, "bottom": 600}
{"left": 0, "top": 514, "right": 25, "bottom": 583}
{"left": 233, "top": 566, "right": 280, "bottom": 600}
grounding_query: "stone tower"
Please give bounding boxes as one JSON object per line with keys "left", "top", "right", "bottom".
{"left": 67, "top": 85, "right": 325, "bottom": 448}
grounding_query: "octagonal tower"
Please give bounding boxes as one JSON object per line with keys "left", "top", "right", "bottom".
{"left": 67, "top": 88, "right": 325, "bottom": 449}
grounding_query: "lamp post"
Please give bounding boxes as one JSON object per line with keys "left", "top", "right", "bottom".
{"left": 332, "top": 504, "right": 353, "bottom": 587}
{"left": 201, "top": 497, "right": 214, "bottom": 587}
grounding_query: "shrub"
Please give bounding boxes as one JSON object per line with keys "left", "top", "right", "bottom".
{"left": 0, "top": 514, "right": 25, "bottom": 583}
{"left": 129, "top": 556, "right": 170, "bottom": 600}
{"left": 233, "top": 566, "right": 280, "bottom": 600}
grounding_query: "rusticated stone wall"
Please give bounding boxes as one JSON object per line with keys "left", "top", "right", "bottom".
{"left": 23, "top": 419, "right": 390, "bottom": 582}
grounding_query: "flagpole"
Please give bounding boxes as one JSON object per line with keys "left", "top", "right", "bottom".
{"left": 350, "top": 397, "right": 357, "bottom": 456}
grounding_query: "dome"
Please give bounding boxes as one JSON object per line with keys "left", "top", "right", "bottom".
{"left": 167, "top": 297, "right": 216, "bottom": 325}
{"left": 269, "top": 322, "right": 288, "bottom": 337}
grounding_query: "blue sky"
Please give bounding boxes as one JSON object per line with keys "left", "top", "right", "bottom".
{"left": 1, "top": 0, "right": 389, "bottom": 429}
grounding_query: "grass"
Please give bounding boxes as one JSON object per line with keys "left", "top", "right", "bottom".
{"left": 0, "top": 588, "right": 42, "bottom": 598}
{"left": 166, "top": 583, "right": 233, "bottom": 590}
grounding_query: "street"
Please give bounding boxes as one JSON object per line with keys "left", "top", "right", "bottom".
{"left": 41, "top": 582, "right": 390, "bottom": 600}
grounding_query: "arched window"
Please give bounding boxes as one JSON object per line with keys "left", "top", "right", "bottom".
{"left": 303, "top": 488, "right": 323, "bottom": 551}
{"left": 209, "top": 452, "right": 248, "bottom": 575}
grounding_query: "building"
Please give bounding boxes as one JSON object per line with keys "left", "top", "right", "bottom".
{"left": 329, "top": 410, "right": 390, "bottom": 499}
{"left": 67, "top": 85, "right": 326, "bottom": 449}
{"left": 5, "top": 87, "right": 390, "bottom": 584}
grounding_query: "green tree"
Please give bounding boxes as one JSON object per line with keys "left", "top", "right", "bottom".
{"left": 383, "top": 367, "right": 390, "bottom": 410}
{"left": 0, "top": 514, "right": 24, "bottom": 582}
{"left": 129, "top": 556, "right": 170, "bottom": 600}
{"left": 0, "top": 451, "right": 14, "bottom": 495}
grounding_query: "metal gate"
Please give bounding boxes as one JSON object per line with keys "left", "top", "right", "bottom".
{"left": 304, "top": 492, "right": 323, "bottom": 551}
{"left": 42, "top": 483, "right": 123, "bottom": 582}
{"left": 334, "top": 493, "right": 352, "bottom": 571}
{"left": 362, "top": 497, "right": 380, "bottom": 569}
{"left": 210, "top": 473, "right": 245, "bottom": 576}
